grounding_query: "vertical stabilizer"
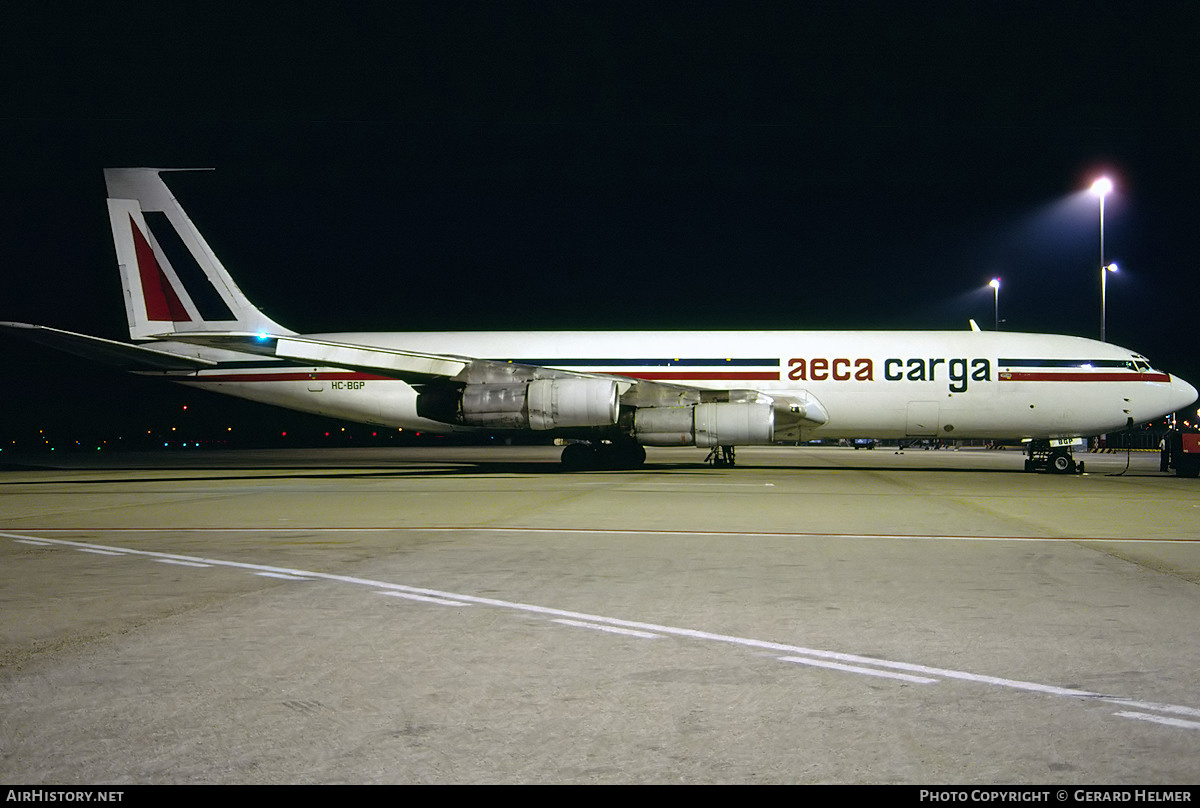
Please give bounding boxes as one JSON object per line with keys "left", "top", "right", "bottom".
{"left": 104, "top": 168, "right": 293, "bottom": 341}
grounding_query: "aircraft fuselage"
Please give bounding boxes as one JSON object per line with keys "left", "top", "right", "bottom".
{"left": 153, "top": 328, "right": 1195, "bottom": 442}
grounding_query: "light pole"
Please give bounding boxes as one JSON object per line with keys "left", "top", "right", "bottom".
{"left": 1090, "top": 177, "right": 1113, "bottom": 341}
{"left": 1102, "top": 262, "right": 1118, "bottom": 342}
{"left": 989, "top": 278, "right": 1000, "bottom": 330}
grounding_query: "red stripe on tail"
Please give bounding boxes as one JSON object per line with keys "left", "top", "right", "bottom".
{"left": 129, "top": 214, "right": 191, "bottom": 322}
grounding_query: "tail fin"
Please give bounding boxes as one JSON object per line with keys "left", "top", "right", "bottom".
{"left": 104, "top": 168, "right": 293, "bottom": 341}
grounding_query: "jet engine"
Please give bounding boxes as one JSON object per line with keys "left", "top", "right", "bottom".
{"left": 633, "top": 402, "right": 774, "bottom": 447}
{"left": 418, "top": 378, "right": 620, "bottom": 430}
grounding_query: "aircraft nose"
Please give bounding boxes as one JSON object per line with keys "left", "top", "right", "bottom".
{"left": 1169, "top": 374, "right": 1199, "bottom": 413}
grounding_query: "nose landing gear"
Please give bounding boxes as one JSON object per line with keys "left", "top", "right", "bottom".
{"left": 1024, "top": 440, "right": 1084, "bottom": 474}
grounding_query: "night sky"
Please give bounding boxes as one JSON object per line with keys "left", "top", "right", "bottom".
{"left": 4, "top": 3, "right": 1200, "bottom": 446}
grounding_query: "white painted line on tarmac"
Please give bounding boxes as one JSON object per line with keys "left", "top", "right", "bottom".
{"left": 154, "top": 559, "right": 212, "bottom": 568}
{"left": 1102, "top": 697, "right": 1200, "bottom": 720}
{"left": 631, "top": 482, "right": 778, "bottom": 488}
{"left": 778, "top": 655, "right": 940, "bottom": 684}
{"left": 553, "top": 618, "right": 662, "bottom": 639}
{"left": 14, "top": 539, "right": 53, "bottom": 546}
{"left": 75, "top": 548, "right": 125, "bottom": 556}
{"left": 377, "top": 591, "right": 473, "bottom": 607}
{"left": 1114, "top": 711, "right": 1200, "bottom": 730}
{"left": 5, "top": 530, "right": 1200, "bottom": 732}
{"left": 254, "top": 572, "right": 314, "bottom": 581}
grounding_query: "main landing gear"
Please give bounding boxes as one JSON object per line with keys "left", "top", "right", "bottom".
{"left": 1023, "top": 440, "right": 1084, "bottom": 475}
{"left": 705, "top": 445, "right": 736, "bottom": 467}
{"left": 560, "top": 439, "right": 647, "bottom": 471}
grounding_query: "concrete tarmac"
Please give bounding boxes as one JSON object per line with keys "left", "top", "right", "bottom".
{"left": 1, "top": 445, "right": 1198, "bottom": 784}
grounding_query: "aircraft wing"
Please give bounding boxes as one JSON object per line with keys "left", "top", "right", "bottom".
{"left": 165, "top": 331, "right": 828, "bottom": 424}
{"left": 0, "top": 322, "right": 216, "bottom": 371}
{"left": 166, "top": 332, "right": 577, "bottom": 385}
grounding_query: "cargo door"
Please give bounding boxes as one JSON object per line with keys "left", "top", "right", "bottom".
{"left": 905, "top": 402, "right": 939, "bottom": 436}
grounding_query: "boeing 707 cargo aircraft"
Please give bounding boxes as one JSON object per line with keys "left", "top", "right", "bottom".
{"left": 3, "top": 168, "right": 1195, "bottom": 473}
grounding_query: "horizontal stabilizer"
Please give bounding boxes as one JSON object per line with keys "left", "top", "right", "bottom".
{"left": 0, "top": 322, "right": 216, "bottom": 371}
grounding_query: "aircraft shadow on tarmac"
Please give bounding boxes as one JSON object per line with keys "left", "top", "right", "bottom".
{"left": 1, "top": 457, "right": 1159, "bottom": 483}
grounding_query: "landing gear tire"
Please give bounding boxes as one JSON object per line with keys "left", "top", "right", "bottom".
{"left": 1049, "top": 450, "right": 1076, "bottom": 474}
{"left": 560, "top": 440, "right": 647, "bottom": 471}
{"left": 560, "top": 442, "right": 597, "bottom": 471}
{"left": 596, "top": 440, "right": 646, "bottom": 470}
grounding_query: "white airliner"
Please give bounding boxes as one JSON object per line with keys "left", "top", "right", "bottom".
{"left": 3, "top": 168, "right": 1196, "bottom": 473}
